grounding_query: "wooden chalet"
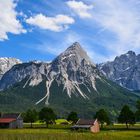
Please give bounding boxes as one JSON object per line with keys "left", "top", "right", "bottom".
{"left": 71, "top": 119, "right": 100, "bottom": 133}
{"left": 0, "top": 113, "right": 23, "bottom": 128}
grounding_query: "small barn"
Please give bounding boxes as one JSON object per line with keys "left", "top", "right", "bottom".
{"left": 71, "top": 119, "right": 100, "bottom": 133}
{"left": 0, "top": 113, "right": 23, "bottom": 128}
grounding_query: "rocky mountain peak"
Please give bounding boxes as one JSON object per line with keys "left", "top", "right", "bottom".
{"left": 65, "top": 42, "right": 87, "bottom": 54}
{"left": 67, "top": 42, "right": 81, "bottom": 50}
{"left": 52, "top": 42, "right": 94, "bottom": 67}
{"left": 0, "top": 43, "right": 100, "bottom": 105}
{"left": 65, "top": 42, "right": 91, "bottom": 62}
{"left": 99, "top": 50, "right": 140, "bottom": 91}
{"left": 0, "top": 57, "right": 22, "bottom": 64}
{"left": 1, "top": 43, "right": 139, "bottom": 115}
{"left": 114, "top": 51, "right": 136, "bottom": 63}
{"left": 0, "top": 57, "right": 22, "bottom": 79}
{"left": 126, "top": 50, "right": 136, "bottom": 56}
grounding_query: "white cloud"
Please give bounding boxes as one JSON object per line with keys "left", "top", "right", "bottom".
{"left": 0, "top": 0, "right": 26, "bottom": 41}
{"left": 29, "top": 0, "right": 140, "bottom": 63}
{"left": 92, "top": 0, "right": 140, "bottom": 56}
{"left": 66, "top": 0, "right": 93, "bottom": 18}
{"left": 26, "top": 14, "right": 75, "bottom": 32}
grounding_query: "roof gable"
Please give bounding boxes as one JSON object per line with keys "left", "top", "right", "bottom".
{"left": 76, "top": 119, "right": 95, "bottom": 125}
{"left": 1, "top": 113, "right": 21, "bottom": 119}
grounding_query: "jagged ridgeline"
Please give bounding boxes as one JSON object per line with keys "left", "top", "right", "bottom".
{"left": 0, "top": 42, "right": 139, "bottom": 118}
{"left": 99, "top": 51, "right": 140, "bottom": 91}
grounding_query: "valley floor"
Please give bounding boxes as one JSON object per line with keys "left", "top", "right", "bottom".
{"left": 0, "top": 127, "right": 140, "bottom": 140}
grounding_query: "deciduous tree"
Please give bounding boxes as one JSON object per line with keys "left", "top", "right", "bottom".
{"left": 118, "top": 105, "right": 135, "bottom": 129}
{"left": 94, "top": 109, "right": 110, "bottom": 128}
{"left": 135, "top": 100, "right": 140, "bottom": 121}
{"left": 67, "top": 112, "right": 78, "bottom": 124}
{"left": 23, "top": 109, "right": 38, "bottom": 128}
{"left": 39, "top": 107, "right": 56, "bottom": 128}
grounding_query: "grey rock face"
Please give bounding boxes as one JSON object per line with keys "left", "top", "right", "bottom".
{"left": 0, "top": 42, "right": 101, "bottom": 105}
{"left": 51, "top": 42, "right": 97, "bottom": 82}
{"left": 0, "top": 57, "right": 22, "bottom": 80}
{"left": 0, "top": 62, "right": 50, "bottom": 90}
{"left": 49, "top": 42, "right": 99, "bottom": 99}
{"left": 99, "top": 51, "right": 140, "bottom": 90}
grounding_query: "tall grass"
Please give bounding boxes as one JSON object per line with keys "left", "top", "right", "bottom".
{"left": 0, "top": 129, "right": 140, "bottom": 140}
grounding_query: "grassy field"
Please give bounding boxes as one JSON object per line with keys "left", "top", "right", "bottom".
{"left": 0, "top": 123, "right": 140, "bottom": 140}
{"left": 0, "top": 128, "right": 140, "bottom": 140}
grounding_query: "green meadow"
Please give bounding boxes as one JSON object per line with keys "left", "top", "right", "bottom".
{"left": 0, "top": 129, "right": 140, "bottom": 140}
{"left": 0, "top": 123, "right": 140, "bottom": 140}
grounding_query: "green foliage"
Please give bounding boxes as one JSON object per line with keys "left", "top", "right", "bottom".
{"left": 67, "top": 112, "right": 78, "bottom": 124}
{"left": 0, "top": 77, "right": 139, "bottom": 120}
{"left": 135, "top": 100, "right": 140, "bottom": 121}
{"left": 136, "top": 100, "right": 140, "bottom": 110}
{"left": 118, "top": 105, "right": 135, "bottom": 129}
{"left": 135, "top": 110, "right": 140, "bottom": 121}
{"left": 55, "top": 119, "right": 69, "bottom": 125}
{"left": 23, "top": 109, "right": 38, "bottom": 128}
{"left": 94, "top": 109, "right": 110, "bottom": 128}
{"left": 39, "top": 107, "right": 57, "bottom": 128}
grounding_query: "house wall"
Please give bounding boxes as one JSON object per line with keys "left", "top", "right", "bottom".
{"left": 17, "top": 119, "right": 23, "bottom": 128}
{"left": 9, "top": 119, "right": 23, "bottom": 128}
{"left": 90, "top": 120, "right": 100, "bottom": 133}
{"left": 9, "top": 121, "right": 17, "bottom": 128}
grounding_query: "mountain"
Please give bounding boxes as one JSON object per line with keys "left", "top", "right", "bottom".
{"left": 99, "top": 51, "right": 140, "bottom": 91}
{"left": 0, "top": 43, "right": 139, "bottom": 118}
{"left": 0, "top": 42, "right": 98, "bottom": 100}
{"left": 0, "top": 57, "right": 22, "bottom": 80}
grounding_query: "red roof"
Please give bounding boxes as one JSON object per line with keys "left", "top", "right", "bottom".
{"left": 0, "top": 118, "right": 16, "bottom": 123}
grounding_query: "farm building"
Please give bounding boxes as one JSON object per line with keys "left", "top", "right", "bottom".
{"left": 0, "top": 113, "right": 23, "bottom": 128}
{"left": 71, "top": 119, "right": 100, "bottom": 133}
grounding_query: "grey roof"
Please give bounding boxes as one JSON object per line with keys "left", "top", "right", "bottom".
{"left": 1, "top": 113, "right": 22, "bottom": 119}
{"left": 76, "top": 119, "right": 95, "bottom": 125}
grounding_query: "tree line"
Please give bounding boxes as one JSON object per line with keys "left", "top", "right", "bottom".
{"left": 22, "top": 100, "right": 140, "bottom": 129}
{"left": 95, "top": 100, "right": 140, "bottom": 129}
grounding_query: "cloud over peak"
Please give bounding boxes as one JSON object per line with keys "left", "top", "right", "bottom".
{"left": 26, "top": 14, "right": 75, "bottom": 32}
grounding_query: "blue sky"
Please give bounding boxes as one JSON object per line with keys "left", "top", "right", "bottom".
{"left": 1, "top": 0, "right": 140, "bottom": 63}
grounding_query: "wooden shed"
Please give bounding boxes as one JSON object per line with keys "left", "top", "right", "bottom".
{"left": 71, "top": 119, "right": 100, "bottom": 133}
{"left": 0, "top": 113, "right": 23, "bottom": 128}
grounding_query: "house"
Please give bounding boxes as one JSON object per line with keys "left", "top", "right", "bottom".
{"left": 71, "top": 119, "right": 100, "bottom": 133}
{"left": 0, "top": 113, "right": 23, "bottom": 128}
